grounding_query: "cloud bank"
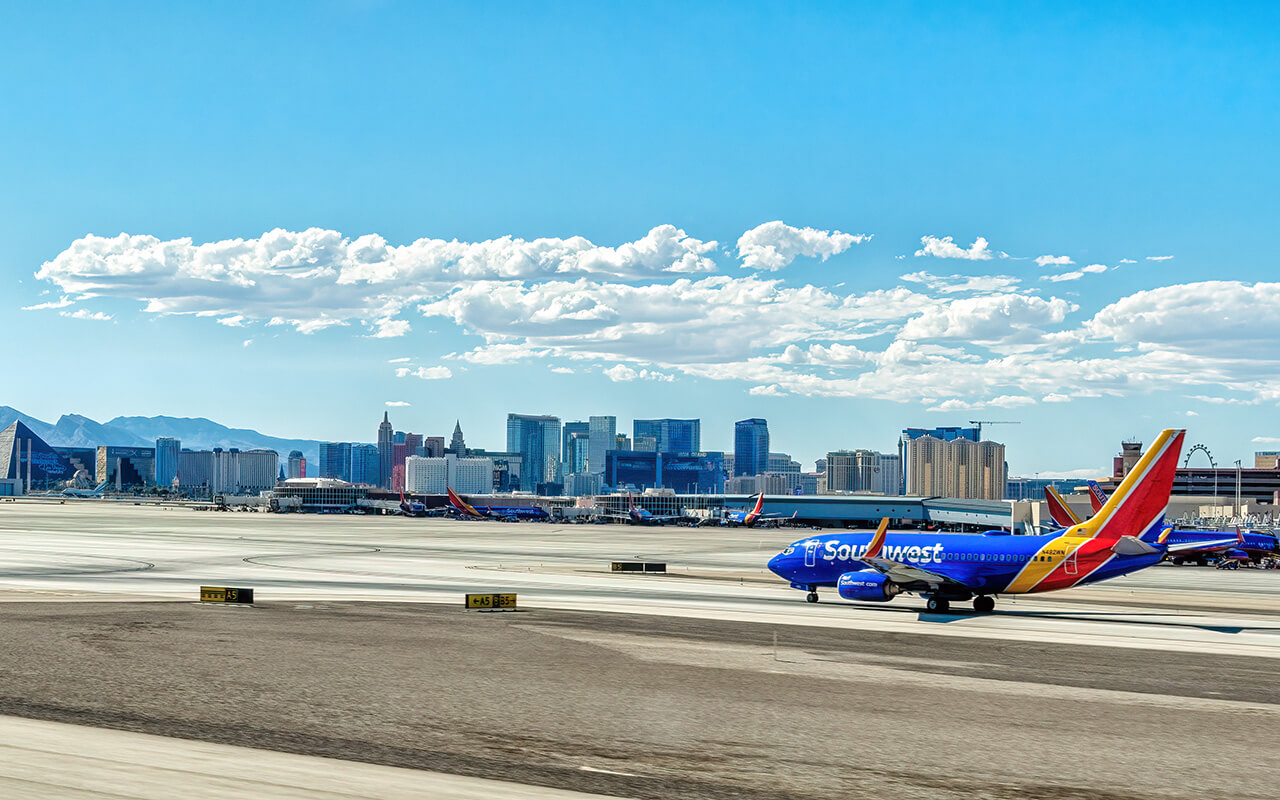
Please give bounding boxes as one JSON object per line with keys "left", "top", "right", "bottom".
{"left": 30, "top": 223, "right": 1272, "bottom": 411}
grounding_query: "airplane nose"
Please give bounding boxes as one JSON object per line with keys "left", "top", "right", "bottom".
{"left": 767, "top": 553, "right": 788, "bottom": 577}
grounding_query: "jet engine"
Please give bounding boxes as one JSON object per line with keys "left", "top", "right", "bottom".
{"left": 837, "top": 569, "right": 902, "bottom": 602}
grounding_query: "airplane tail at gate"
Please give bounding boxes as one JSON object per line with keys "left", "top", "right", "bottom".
{"left": 1044, "top": 486, "right": 1082, "bottom": 527}
{"left": 446, "top": 487, "right": 482, "bottom": 517}
{"left": 1067, "top": 429, "right": 1185, "bottom": 542}
{"left": 1086, "top": 480, "right": 1109, "bottom": 513}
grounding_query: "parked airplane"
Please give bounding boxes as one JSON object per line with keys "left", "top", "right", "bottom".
{"left": 1042, "top": 485, "right": 1081, "bottom": 528}
{"left": 61, "top": 481, "right": 107, "bottom": 498}
{"left": 1086, "top": 479, "right": 1109, "bottom": 513}
{"left": 399, "top": 490, "right": 427, "bottom": 518}
{"left": 445, "top": 487, "right": 550, "bottom": 521}
{"left": 599, "top": 493, "right": 686, "bottom": 525}
{"left": 719, "top": 493, "right": 797, "bottom": 527}
{"left": 1075, "top": 480, "right": 1278, "bottom": 564}
{"left": 768, "top": 428, "right": 1207, "bottom": 613}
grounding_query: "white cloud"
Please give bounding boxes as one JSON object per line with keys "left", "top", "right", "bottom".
{"left": 1185, "top": 410, "right": 1199, "bottom": 416}
{"left": 1084, "top": 281, "right": 1280, "bottom": 358}
{"left": 217, "top": 315, "right": 247, "bottom": 327}
{"left": 1118, "top": 258, "right": 1137, "bottom": 264}
{"left": 395, "top": 365, "right": 452, "bottom": 380}
{"left": 385, "top": 400, "right": 412, "bottom": 407}
{"left": 387, "top": 357, "right": 411, "bottom": 363}
{"left": 736, "top": 221, "right": 869, "bottom": 271}
{"left": 1043, "top": 271, "right": 1083, "bottom": 282}
{"left": 603, "top": 364, "right": 674, "bottom": 382}
{"left": 1146, "top": 255, "right": 1174, "bottom": 261}
{"left": 1082, "top": 264, "right": 1108, "bottom": 273}
{"left": 34, "top": 225, "right": 721, "bottom": 335}
{"left": 899, "top": 271, "right": 1020, "bottom": 294}
{"left": 1035, "top": 255, "right": 1074, "bottom": 267}
{"left": 550, "top": 366, "right": 575, "bottom": 374}
{"left": 927, "top": 395, "right": 1035, "bottom": 412}
{"left": 420, "top": 276, "right": 928, "bottom": 364}
{"left": 59, "top": 309, "right": 112, "bottom": 321}
{"left": 1042, "top": 393, "right": 1072, "bottom": 403}
{"left": 370, "top": 319, "right": 410, "bottom": 338}
{"left": 898, "top": 294, "right": 1075, "bottom": 344}
{"left": 242, "top": 339, "right": 253, "bottom": 347}
{"left": 914, "top": 235, "right": 993, "bottom": 261}
{"left": 22, "top": 296, "right": 75, "bottom": 310}
{"left": 1252, "top": 436, "right": 1280, "bottom": 444}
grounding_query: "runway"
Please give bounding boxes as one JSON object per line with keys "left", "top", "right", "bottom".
{"left": 2, "top": 501, "right": 1279, "bottom": 657}
{"left": 2, "top": 500, "right": 1280, "bottom": 799}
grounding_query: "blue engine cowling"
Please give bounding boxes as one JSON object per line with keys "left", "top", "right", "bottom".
{"left": 837, "top": 569, "right": 902, "bottom": 602}
{"left": 1223, "top": 548, "right": 1250, "bottom": 561}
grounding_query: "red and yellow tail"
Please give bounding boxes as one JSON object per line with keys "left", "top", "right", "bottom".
{"left": 1043, "top": 486, "right": 1082, "bottom": 527}
{"left": 1067, "top": 429, "right": 1184, "bottom": 541}
{"left": 446, "top": 487, "right": 482, "bottom": 518}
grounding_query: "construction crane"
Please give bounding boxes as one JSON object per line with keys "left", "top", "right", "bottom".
{"left": 968, "top": 420, "right": 1021, "bottom": 439}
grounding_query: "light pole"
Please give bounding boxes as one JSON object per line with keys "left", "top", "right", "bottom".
{"left": 1235, "top": 460, "right": 1243, "bottom": 521}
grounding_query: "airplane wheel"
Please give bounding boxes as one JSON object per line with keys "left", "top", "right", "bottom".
{"left": 973, "top": 596, "right": 995, "bottom": 613}
{"left": 926, "top": 597, "right": 949, "bottom": 613}
{"left": 806, "top": 592, "right": 819, "bottom": 603}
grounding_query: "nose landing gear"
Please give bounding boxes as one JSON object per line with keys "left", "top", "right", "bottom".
{"left": 925, "top": 596, "right": 950, "bottom": 613}
{"left": 806, "top": 591, "right": 819, "bottom": 603}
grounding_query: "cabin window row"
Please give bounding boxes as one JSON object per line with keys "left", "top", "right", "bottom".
{"left": 945, "top": 553, "right": 1054, "bottom": 563}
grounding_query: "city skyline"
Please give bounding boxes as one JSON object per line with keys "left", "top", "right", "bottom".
{"left": 5, "top": 4, "right": 1280, "bottom": 476}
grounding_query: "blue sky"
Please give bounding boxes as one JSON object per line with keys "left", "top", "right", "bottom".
{"left": 3, "top": 1, "right": 1279, "bottom": 474}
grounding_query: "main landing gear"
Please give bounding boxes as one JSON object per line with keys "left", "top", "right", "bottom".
{"left": 973, "top": 595, "right": 995, "bottom": 613}
{"left": 925, "top": 597, "right": 950, "bottom": 613}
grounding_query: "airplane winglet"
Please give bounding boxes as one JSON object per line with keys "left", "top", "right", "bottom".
{"left": 1157, "top": 527, "right": 1173, "bottom": 545}
{"left": 865, "top": 517, "right": 890, "bottom": 559}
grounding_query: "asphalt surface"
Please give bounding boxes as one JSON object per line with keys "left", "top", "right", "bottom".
{"left": 2, "top": 500, "right": 1280, "bottom": 799}
{"left": 0, "top": 714, "right": 623, "bottom": 799}
{"left": 1, "top": 600, "right": 1279, "bottom": 800}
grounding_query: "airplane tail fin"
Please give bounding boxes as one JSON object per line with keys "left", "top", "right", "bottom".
{"left": 1069, "top": 429, "right": 1185, "bottom": 542}
{"left": 446, "top": 487, "right": 479, "bottom": 516}
{"left": 1086, "top": 480, "right": 1108, "bottom": 514}
{"left": 752, "top": 493, "right": 764, "bottom": 515}
{"left": 865, "top": 517, "right": 890, "bottom": 558}
{"left": 1044, "top": 486, "right": 1082, "bottom": 527}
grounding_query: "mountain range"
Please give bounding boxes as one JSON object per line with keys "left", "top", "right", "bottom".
{"left": 0, "top": 406, "right": 325, "bottom": 466}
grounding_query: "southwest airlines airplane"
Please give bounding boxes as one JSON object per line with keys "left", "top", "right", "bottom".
{"left": 446, "top": 488, "right": 550, "bottom": 521}
{"left": 768, "top": 428, "right": 1197, "bottom": 613}
{"left": 720, "top": 493, "right": 797, "bottom": 527}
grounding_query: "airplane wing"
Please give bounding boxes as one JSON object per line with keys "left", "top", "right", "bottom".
{"left": 1157, "top": 527, "right": 1246, "bottom": 555}
{"left": 1165, "top": 537, "right": 1241, "bottom": 554}
{"left": 854, "top": 517, "right": 970, "bottom": 590}
{"left": 858, "top": 555, "right": 960, "bottom": 588}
